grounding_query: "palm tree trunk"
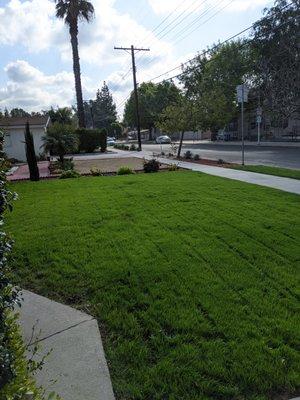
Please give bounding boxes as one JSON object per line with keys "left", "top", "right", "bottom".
{"left": 70, "top": 25, "right": 85, "bottom": 128}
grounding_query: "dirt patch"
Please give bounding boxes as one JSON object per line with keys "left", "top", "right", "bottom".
{"left": 176, "top": 157, "right": 234, "bottom": 168}
{"left": 74, "top": 157, "right": 145, "bottom": 174}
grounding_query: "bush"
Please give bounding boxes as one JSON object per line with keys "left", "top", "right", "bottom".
{"left": 218, "top": 159, "right": 224, "bottom": 165}
{"left": 76, "top": 128, "right": 107, "bottom": 153}
{"left": 168, "top": 163, "right": 179, "bottom": 171}
{"left": 143, "top": 159, "right": 160, "bottom": 173}
{"left": 59, "top": 170, "right": 80, "bottom": 179}
{"left": 90, "top": 167, "right": 103, "bottom": 176}
{"left": 194, "top": 154, "right": 200, "bottom": 161}
{"left": 130, "top": 144, "right": 137, "bottom": 151}
{"left": 184, "top": 151, "right": 193, "bottom": 159}
{"left": 117, "top": 166, "right": 135, "bottom": 175}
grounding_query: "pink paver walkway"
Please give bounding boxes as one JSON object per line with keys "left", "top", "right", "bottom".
{"left": 8, "top": 161, "right": 50, "bottom": 181}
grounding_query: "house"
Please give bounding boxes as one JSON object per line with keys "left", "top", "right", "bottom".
{"left": 0, "top": 116, "right": 50, "bottom": 161}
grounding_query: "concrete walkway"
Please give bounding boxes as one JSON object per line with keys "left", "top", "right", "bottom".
{"left": 17, "top": 290, "right": 115, "bottom": 400}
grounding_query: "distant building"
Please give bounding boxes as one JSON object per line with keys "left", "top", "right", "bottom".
{"left": 226, "top": 112, "right": 300, "bottom": 141}
{"left": 0, "top": 116, "right": 50, "bottom": 161}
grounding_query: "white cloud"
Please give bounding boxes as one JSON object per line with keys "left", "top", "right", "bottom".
{"left": 148, "top": 0, "right": 269, "bottom": 14}
{"left": 0, "top": 60, "right": 95, "bottom": 111}
{"left": 0, "top": 0, "right": 63, "bottom": 52}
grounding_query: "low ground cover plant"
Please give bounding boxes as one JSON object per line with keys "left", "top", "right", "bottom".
{"left": 90, "top": 167, "right": 103, "bottom": 176}
{"left": 143, "top": 159, "right": 160, "bottom": 173}
{"left": 117, "top": 166, "right": 135, "bottom": 175}
{"left": 184, "top": 150, "right": 193, "bottom": 159}
{"left": 59, "top": 170, "right": 80, "bottom": 179}
{"left": 7, "top": 172, "right": 300, "bottom": 400}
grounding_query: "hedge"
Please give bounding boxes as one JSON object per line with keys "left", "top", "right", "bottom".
{"left": 76, "top": 128, "right": 107, "bottom": 153}
{"left": 0, "top": 130, "right": 51, "bottom": 399}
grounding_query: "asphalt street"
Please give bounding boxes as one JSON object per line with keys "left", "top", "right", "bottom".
{"left": 141, "top": 142, "right": 300, "bottom": 169}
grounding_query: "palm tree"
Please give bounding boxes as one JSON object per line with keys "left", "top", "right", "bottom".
{"left": 55, "top": 0, "right": 94, "bottom": 128}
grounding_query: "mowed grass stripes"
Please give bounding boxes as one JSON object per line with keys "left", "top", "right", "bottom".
{"left": 6, "top": 172, "right": 300, "bottom": 400}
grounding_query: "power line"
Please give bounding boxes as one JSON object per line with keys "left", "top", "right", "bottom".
{"left": 137, "top": 0, "right": 226, "bottom": 71}
{"left": 134, "top": 0, "right": 206, "bottom": 66}
{"left": 148, "top": 1, "right": 293, "bottom": 84}
{"left": 173, "top": 0, "right": 236, "bottom": 45}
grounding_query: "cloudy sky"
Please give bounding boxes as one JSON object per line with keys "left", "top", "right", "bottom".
{"left": 0, "top": 0, "right": 272, "bottom": 117}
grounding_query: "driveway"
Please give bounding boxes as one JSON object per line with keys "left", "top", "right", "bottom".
{"left": 141, "top": 142, "right": 300, "bottom": 169}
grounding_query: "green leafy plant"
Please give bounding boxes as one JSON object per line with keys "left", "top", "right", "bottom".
{"left": 59, "top": 170, "right": 80, "bottom": 179}
{"left": 130, "top": 144, "right": 137, "bottom": 151}
{"left": 143, "top": 159, "right": 160, "bottom": 173}
{"left": 117, "top": 166, "right": 135, "bottom": 175}
{"left": 184, "top": 151, "right": 193, "bottom": 159}
{"left": 90, "top": 167, "right": 103, "bottom": 176}
{"left": 43, "top": 123, "right": 78, "bottom": 165}
{"left": 168, "top": 164, "right": 179, "bottom": 171}
{"left": 194, "top": 154, "right": 200, "bottom": 161}
{"left": 218, "top": 159, "right": 224, "bottom": 165}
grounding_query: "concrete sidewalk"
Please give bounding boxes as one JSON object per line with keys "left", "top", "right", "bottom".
{"left": 17, "top": 290, "right": 115, "bottom": 400}
{"left": 154, "top": 157, "right": 300, "bottom": 195}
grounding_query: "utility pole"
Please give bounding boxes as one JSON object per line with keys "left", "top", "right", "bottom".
{"left": 114, "top": 45, "right": 150, "bottom": 151}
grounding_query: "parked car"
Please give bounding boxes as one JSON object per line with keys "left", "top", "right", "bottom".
{"left": 155, "top": 135, "right": 171, "bottom": 144}
{"left": 107, "top": 137, "right": 116, "bottom": 146}
{"left": 217, "top": 131, "right": 231, "bottom": 141}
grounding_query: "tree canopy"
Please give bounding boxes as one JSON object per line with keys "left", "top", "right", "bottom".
{"left": 180, "top": 40, "right": 253, "bottom": 132}
{"left": 123, "top": 81, "right": 181, "bottom": 132}
{"left": 251, "top": 0, "right": 299, "bottom": 120}
{"left": 84, "top": 82, "right": 117, "bottom": 130}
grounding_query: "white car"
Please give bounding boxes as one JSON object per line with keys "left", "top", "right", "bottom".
{"left": 155, "top": 135, "right": 171, "bottom": 144}
{"left": 107, "top": 137, "right": 116, "bottom": 146}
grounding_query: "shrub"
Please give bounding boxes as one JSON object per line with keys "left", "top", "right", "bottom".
{"left": 130, "top": 144, "right": 137, "bottom": 151}
{"left": 25, "top": 122, "right": 39, "bottom": 181}
{"left": 168, "top": 164, "right": 179, "bottom": 171}
{"left": 76, "top": 128, "right": 107, "bottom": 153}
{"left": 143, "top": 159, "right": 160, "bottom": 173}
{"left": 218, "top": 159, "right": 224, "bottom": 165}
{"left": 117, "top": 166, "right": 135, "bottom": 175}
{"left": 194, "top": 154, "right": 200, "bottom": 161}
{"left": 124, "top": 145, "right": 130, "bottom": 151}
{"left": 184, "top": 151, "right": 193, "bottom": 159}
{"left": 90, "top": 167, "right": 103, "bottom": 176}
{"left": 43, "top": 123, "right": 78, "bottom": 165}
{"left": 59, "top": 170, "right": 80, "bottom": 179}
{"left": 161, "top": 151, "right": 165, "bottom": 156}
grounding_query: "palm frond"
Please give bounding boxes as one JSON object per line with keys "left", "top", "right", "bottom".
{"left": 55, "top": 0, "right": 94, "bottom": 24}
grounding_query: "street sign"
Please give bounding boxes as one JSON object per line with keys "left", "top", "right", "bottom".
{"left": 256, "top": 115, "right": 262, "bottom": 124}
{"left": 256, "top": 107, "right": 262, "bottom": 117}
{"left": 236, "top": 84, "right": 249, "bottom": 103}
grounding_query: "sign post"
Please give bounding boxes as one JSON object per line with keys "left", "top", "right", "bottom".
{"left": 256, "top": 107, "right": 262, "bottom": 145}
{"left": 236, "top": 84, "right": 249, "bottom": 166}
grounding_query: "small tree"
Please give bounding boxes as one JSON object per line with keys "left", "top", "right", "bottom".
{"left": 43, "top": 123, "right": 78, "bottom": 165}
{"left": 24, "top": 122, "right": 39, "bottom": 181}
{"left": 158, "top": 97, "right": 197, "bottom": 159}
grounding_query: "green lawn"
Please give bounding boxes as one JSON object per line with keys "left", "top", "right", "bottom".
{"left": 231, "top": 164, "right": 300, "bottom": 180}
{"left": 7, "top": 172, "right": 300, "bottom": 400}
